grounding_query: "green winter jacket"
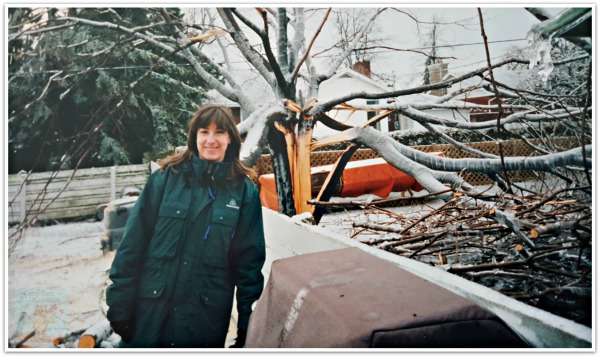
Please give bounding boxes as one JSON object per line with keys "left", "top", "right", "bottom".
{"left": 106, "top": 155, "right": 266, "bottom": 348}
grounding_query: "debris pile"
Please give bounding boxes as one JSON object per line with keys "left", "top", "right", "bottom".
{"left": 334, "top": 185, "right": 591, "bottom": 327}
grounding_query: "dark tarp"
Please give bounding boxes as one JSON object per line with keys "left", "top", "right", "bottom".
{"left": 246, "top": 247, "right": 528, "bottom": 348}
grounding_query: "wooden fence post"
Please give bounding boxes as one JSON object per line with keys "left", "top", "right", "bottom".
{"left": 19, "top": 171, "right": 27, "bottom": 223}
{"left": 110, "top": 166, "right": 116, "bottom": 202}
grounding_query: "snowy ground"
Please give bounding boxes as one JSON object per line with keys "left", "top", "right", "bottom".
{"left": 7, "top": 220, "right": 237, "bottom": 349}
{"left": 7, "top": 221, "right": 112, "bottom": 347}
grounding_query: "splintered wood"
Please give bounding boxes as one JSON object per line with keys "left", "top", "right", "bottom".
{"left": 343, "top": 186, "right": 592, "bottom": 327}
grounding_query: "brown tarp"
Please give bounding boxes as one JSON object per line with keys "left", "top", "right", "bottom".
{"left": 246, "top": 247, "right": 528, "bottom": 348}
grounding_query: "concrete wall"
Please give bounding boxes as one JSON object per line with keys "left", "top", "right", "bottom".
{"left": 261, "top": 208, "right": 592, "bottom": 349}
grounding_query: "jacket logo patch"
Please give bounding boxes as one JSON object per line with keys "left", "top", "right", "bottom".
{"left": 226, "top": 199, "right": 240, "bottom": 209}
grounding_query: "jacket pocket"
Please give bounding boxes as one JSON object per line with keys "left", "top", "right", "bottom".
{"left": 211, "top": 207, "right": 239, "bottom": 242}
{"left": 211, "top": 207, "right": 239, "bottom": 227}
{"left": 147, "top": 203, "right": 188, "bottom": 259}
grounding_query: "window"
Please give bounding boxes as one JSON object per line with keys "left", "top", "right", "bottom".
{"left": 366, "top": 100, "right": 380, "bottom": 130}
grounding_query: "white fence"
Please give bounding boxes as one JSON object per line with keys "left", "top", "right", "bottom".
{"left": 7, "top": 164, "right": 149, "bottom": 224}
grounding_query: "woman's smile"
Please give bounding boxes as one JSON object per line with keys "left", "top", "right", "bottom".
{"left": 196, "top": 121, "right": 230, "bottom": 162}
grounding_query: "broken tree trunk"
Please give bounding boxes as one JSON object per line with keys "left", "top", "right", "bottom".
{"left": 268, "top": 120, "right": 296, "bottom": 216}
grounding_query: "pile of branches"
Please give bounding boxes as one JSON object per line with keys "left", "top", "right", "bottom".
{"left": 346, "top": 185, "right": 592, "bottom": 327}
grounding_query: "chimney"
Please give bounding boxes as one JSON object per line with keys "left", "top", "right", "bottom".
{"left": 353, "top": 60, "right": 371, "bottom": 78}
{"left": 427, "top": 61, "right": 449, "bottom": 96}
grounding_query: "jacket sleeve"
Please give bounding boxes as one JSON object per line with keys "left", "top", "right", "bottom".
{"left": 228, "top": 179, "right": 266, "bottom": 329}
{"left": 106, "top": 170, "right": 164, "bottom": 322}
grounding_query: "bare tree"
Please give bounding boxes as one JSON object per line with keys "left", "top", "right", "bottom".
{"left": 8, "top": 7, "right": 592, "bottom": 220}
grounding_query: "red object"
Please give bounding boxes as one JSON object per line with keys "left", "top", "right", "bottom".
{"left": 259, "top": 152, "right": 444, "bottom": 211}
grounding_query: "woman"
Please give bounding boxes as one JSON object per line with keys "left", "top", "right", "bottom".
{"left": 106, "top": 104, "right": 265, "bottom": 348}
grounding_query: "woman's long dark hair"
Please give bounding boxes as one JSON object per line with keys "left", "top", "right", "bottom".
{"left": 158, "top": 104, "right": 252, "bottom": 180}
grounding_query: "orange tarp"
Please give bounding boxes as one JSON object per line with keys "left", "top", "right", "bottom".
{"left": 259, "top": 152, "right": 444, "bottom": 211}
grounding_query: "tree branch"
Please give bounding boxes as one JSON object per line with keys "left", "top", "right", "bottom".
{"left": 217, "top": 8, "right": 277, "bottom": 90}
{"left": 315, "top": 126, "right": 591, "bottom": 174}
{"left": 311, "top": 57, "right": 529, "bottom": 115}
{"left": 230, "top": 8, "right": 290, "bottom": 97}
{"left": 291, "top": 8, "right": 331, "bottom": 81}
{"left": 320, "top": 8, "right": 387, "bottom": 80}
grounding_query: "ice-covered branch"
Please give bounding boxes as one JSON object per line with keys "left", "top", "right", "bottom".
{"left": 47, "top": 10, "right": 262, "bottom": 117}
{"left": 317, "top": 126, "right": 591, "bottom": 174}
{"left": 265, "top": 8, "right": 279, "bottom": 29}
{"left": 433, "top": 84, "right": 485, "bottom": 104}
{"left": 218, "top": 8, "right": 278, "bottom": 91}
{"left": 351, "top": 101, "right": 535, "bottom": 112}
{"left": 239, "top": 103, "right": 287, "bottom": 166}
{"left": 186, "top": 44, "right": 258, "bottom": 111}
{"left": 229, "top": 7, "right": 263, "bottom": 34}
{"left": 291, "top": 8, "right": 330, "bottom": 82}
{"left": 312, "top": 82, "right": 452, "bottom": 116}
{"left": 21, "top": 71, "right": 63, "bottom": 112}
{"left": 230, "top": 8, "right": 289, "bottom": 97}
{"left": 53, "top": 15, "right": 238, "bottom": 106}
{"left": 9, "top": 22, "right": 75, "bottom": 41}
{"left": 396, "top": 106, "right": 584, "bottom": 130}
{"left": 277, "top": 8, "right": 290, "bottom": 79}
{"left": 160, "top": 9, "right": 257, "bottom": 113}
{"left": 54, "top": 16, "right": 173, "bottom": 52}
{"left": 313, "top": 127, "right": 455, "bottom": 199}
{"left": 418, "top": 122, "right": 498, "bottom": 159}
{"left": 336, "top": 100, "right": 571, "bottom": 132}
{"left": 287, "top": 8, "right": 306, "bottom": 77}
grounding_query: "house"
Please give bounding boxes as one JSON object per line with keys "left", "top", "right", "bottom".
{"left": 426, "top": 61, "right": 521, "bottom": 123}
{"left": 394, "top": 91, "right": 471, "bottom": 132}
{"left": 206, "top": 89, "right": 243, "bottom": 124}
{"left": 313, "top": 61, "right": 396, "bottom": 139}
{"left": 316, "top": 61, "right": 480, "bottom": 138}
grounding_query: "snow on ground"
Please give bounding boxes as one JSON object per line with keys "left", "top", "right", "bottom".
{"left": 7, "top": 221, "right": 112, "bottom": 347}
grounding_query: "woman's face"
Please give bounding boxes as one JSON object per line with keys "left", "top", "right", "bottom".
{"left": 196, "top": 121, "right": 230, "bottom": 162}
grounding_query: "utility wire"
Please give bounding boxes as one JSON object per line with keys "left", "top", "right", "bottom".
{"left": 355, "top": 37, "right": 528, "bottom": 53}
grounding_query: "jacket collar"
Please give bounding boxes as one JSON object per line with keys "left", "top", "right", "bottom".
{"left": 189, "top": 154, "right": 231, "bottom": 180}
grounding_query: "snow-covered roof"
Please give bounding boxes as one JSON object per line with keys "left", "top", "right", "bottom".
{"left": 392, "top": 92, "right": 467, "bottom": 107}
{"left": 327, "top": 68, "right": 392, "bottom": 93}
{"left": 446, "top": 68, "right": 532, "bottom": 99}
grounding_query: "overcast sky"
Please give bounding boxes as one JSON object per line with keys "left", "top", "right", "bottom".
{"left": 304, "top": 6, "right": 568, "bottom": 88}
{"left": 183, "top": 6, "right": 569, "bottom": 91}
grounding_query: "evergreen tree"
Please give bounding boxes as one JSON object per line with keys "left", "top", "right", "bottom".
{"left": 8, "top": 8, "right": 216, "bottom": 173}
